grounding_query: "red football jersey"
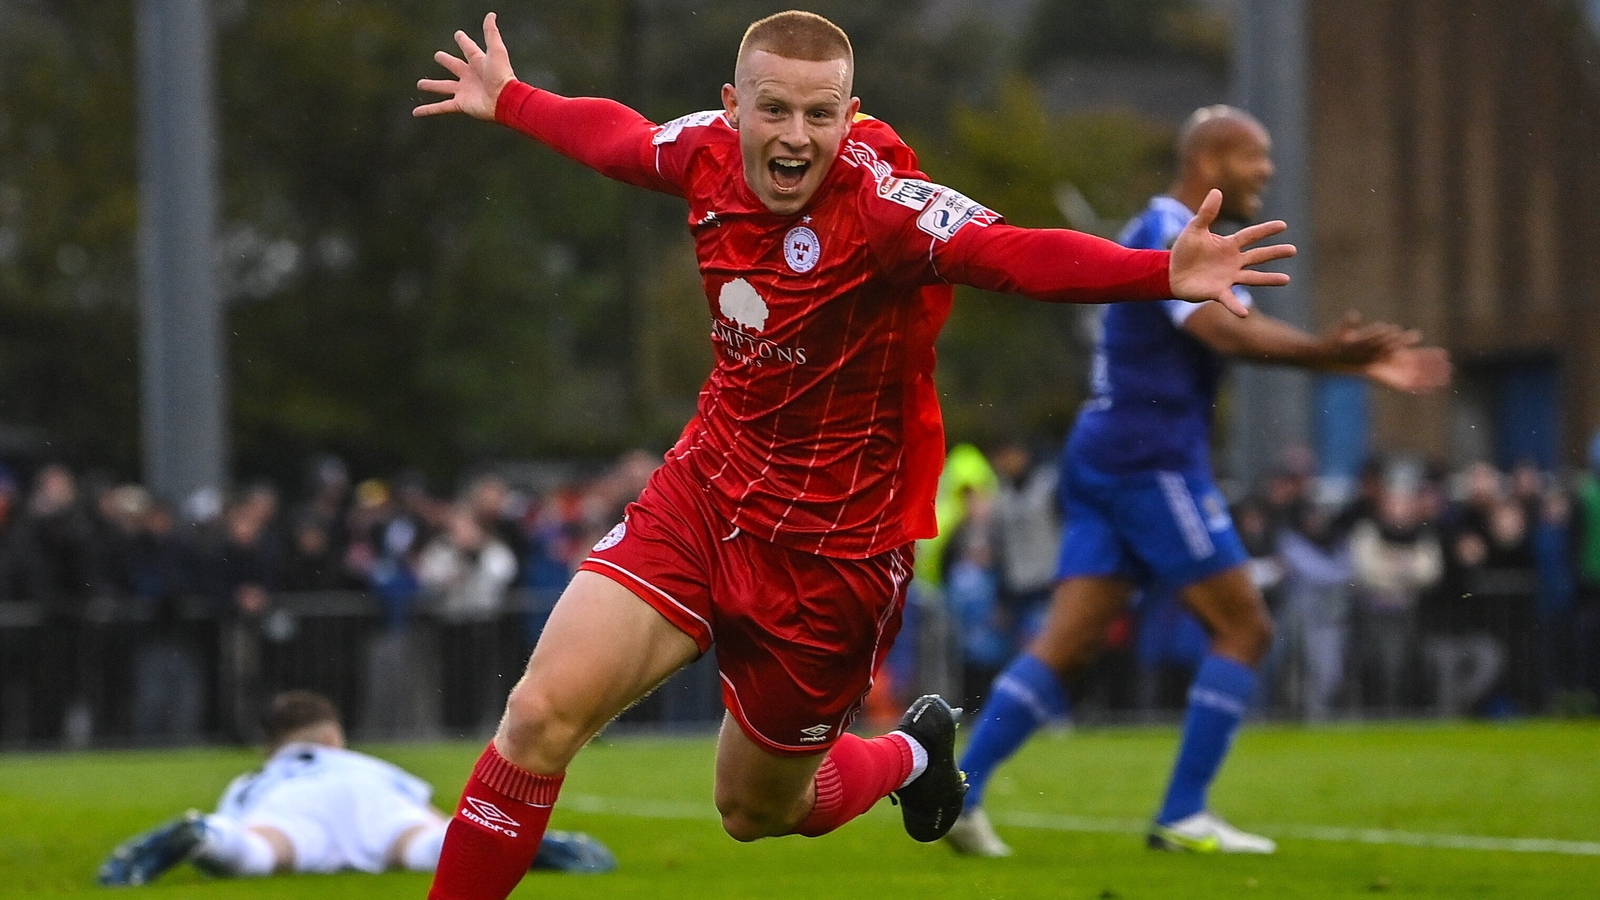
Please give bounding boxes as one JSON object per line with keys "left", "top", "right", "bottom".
{"left": 497, "top": 82, "right": 1172, "bottom": 558}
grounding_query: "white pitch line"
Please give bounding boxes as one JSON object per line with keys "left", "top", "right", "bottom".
{"left": 562, "top": 794, "right": 1600, "bottom": 857}
{"left": 993, "top": 811, "right": 1600, "bottom": 856}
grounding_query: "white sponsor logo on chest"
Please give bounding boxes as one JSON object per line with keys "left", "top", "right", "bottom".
{"left": 718, "top": 278, "right": 769, "bottom": 333}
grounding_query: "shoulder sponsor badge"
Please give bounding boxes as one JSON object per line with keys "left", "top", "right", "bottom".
{"left": 652, "top": 110, "right": 725, "bottom": 145}
{"left": 916, "top": 189, "right": 999, "bottom": 242}
{"left": 593, "top": 521, "right": 627, "bottom": 552}
{"left": 877, "top": 177, "right": 941, "bottom": 211}
{"left": 783, "top": 226, "right": 821, "bottom": 273}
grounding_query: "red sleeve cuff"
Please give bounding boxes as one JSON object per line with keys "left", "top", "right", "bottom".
{"left": 494, "top": 79, "right": 538, "bottom": 128}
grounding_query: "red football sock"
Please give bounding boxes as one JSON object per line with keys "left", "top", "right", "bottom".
{"left": 793, "top": 732, "right": 914, "bottom": 837}
{"left": 428, "top": 742, "right": 563, "bottom": 900}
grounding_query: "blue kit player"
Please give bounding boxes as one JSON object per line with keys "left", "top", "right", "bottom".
{"left": 946, "top": 106, "right": 1452, "bottom": 856}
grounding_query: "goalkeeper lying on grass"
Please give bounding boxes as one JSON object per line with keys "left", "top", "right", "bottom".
{"left": 99, "top": 691, "right": 614, "bottom": 886}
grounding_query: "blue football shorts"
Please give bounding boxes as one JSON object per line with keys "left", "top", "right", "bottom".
{"left": 1054, "top": 459, "right": 1248, "bottom": 592}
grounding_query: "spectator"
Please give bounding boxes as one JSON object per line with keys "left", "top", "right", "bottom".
{"left": 7, "top": 464, "right": 102, "bottom": 741}
{"left": 206, "top": 489, "right": 283, "bottom": 619}
{"left": 1509, "top": 458, "right": 1545, "bottom": 524}
{"left": 202, "top": 489, "right": 284, "bottom": 742}
{"left": 296, "top": 455, "right": 352, "bottom": 554}
{"left": 1532, "top": 486, "right": 1580, "bottom": 709}
{"left": 418, "top": 505, "right": 517, "bottom": 734}
{"left": 989, "top": 441, "right": 1061, "bottom": 643}
{"left": 0, "top": 466, "right": 20, "bottom": 601}
{"left": 1575, "top": 431, "right": 1600, "bottom": 702}
{"left": 1234, "top": 496, "right": 1286, "bottom": 710}
{"left": 361, "top": 538, "right": 437, "bottom": 741}
{"left": 341, "top": 479, "right": 395, "bottom": 586}
{"left": 1467, "top": 491, "right": 1540, "bottom": 713}
{"left": 1276, "top": 500, "right": 1353, "bottom": 721}
{"left": 282, "top": 515, "right": 350, "bottom": 592}
{"left": 11, "top": 464, "right": 102, "bottom": 613}
{"left": 1420, "top": 467, "right": 1509, "bottom": 718}
{"left": 126, "top": 499, "right": 206, "bottom": 743}
{"left": 0, "top": 467, "right": 24, "bottom": 741}
{"left": 465, "top": 472, "right": 526, "bottom": 581}
{"left": 1332, "top": 457, "right": 1386, "bottom": 537}
{"left": 942, "top": 490, "right": 1009, "bottom": 711}
{"left": 1351, "top": 481, "right": 1443, "bottom": 714}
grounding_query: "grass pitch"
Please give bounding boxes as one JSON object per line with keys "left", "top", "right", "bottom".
{"left": 2, "top": 720, "right": 1597, "bottom": 899}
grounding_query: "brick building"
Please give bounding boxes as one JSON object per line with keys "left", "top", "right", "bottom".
{"left": 1239, "top": 0, "right": 1600, "bottom": 477}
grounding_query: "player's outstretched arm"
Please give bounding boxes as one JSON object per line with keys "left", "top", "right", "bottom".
{"left": 415, "top": 12, "right": 516, "bottom": 120}
{"left": 414, "top": 13, "right": 677, "bottom": 194}
{"left": 1184, "top": 306, "right": 1452, "bottom": 393}
{"left": 1168, "top": 189, "right": 1296, "bottom": 317}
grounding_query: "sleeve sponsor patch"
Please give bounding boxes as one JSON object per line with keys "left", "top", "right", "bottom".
{"left": 652, "top": 110, "right": 725, "bottom": 146}
{"left": 877, "top": 177, "right": 941, "bottom": 211}
{"left": 916, "top": 189, "right": 1000, "bottom": 241}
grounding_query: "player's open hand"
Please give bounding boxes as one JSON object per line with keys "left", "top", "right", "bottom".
{"left": 1168, "top": 189, "right": 1296, "bottom": 317}
{"left": 1365, "top": 344, "right": 1452, "bottom": 394}
{"left": 1324, "top": 310, "right": 1418, "bottom": 367}
{"left": 415, "top": 12, "right": 516, "bottom": 121}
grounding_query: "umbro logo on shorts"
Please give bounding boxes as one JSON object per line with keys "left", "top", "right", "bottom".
{"left": 462, "top": 797, "right": 522, "bottom": 836}
{"left": 798, "top": 723, "right": 832, "bottom": 743}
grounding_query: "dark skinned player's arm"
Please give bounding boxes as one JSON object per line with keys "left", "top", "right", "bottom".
{"left": 1182, "top": 301, "right": 1366, "bottom": 372}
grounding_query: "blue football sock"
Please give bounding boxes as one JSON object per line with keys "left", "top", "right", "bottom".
{"left": 1156, "top": 654, "right": 1257, "bottom": 825}
{"left": 958, "top": 654, "right": 1070, "bottom": 811}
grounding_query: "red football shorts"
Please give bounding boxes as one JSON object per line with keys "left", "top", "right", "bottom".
{"left": 578, "top": 459, "right": 913, "bottom": 757}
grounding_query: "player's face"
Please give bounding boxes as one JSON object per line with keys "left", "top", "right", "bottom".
{"left": 723, "top": 50, "right": 860, "bottom": 216}
{"left": 1217, "top": 125, "right": 1274, "bottom": 221}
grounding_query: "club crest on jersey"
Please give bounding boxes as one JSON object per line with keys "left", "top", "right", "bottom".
{"left": 784, "top": 226, "right": 821, "bottom": 273}
{"left": 718, "top": 278, "right": 769, "bottom": 332}
{"left": 917, "top": 189, "right": 999, "bottom": 242}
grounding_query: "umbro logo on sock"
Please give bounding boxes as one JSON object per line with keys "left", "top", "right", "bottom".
{"left": 463, "top": 797, "right": 522, "bottom": 836}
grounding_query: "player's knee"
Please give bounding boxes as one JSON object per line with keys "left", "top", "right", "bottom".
{"left": 500, "top": 681, "right": 587, "bottom": 767}
{"left": 716, "top": 797, "right": 789, "bottom": 842}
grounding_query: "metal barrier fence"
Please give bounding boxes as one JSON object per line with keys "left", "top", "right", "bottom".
{"left": 0, "top": 589, "right": 728, "bottom": 750}
{"left": 0, "top": 584, "right": 1565, "bottom": 751}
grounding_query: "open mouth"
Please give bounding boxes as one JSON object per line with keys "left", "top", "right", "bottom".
{"left": 769, "top": 157, "right": 810, "bottom": 191}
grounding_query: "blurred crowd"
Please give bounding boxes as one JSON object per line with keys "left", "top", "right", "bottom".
{"left": 923, "top": 438, "right": 1600, "bottom": 723}
{"left": 4, "top": 434, "right": 1600, "bottom": 750}
{"left": 0, "top": 451, "right": 661, "bottom": 746}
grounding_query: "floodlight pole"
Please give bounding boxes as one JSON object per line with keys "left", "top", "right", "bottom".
{"left": 1228, "top": 0, "right": 1315, "bottom": 486}
{"left": 136, "top": 0, "right": 228, "bottom": 502}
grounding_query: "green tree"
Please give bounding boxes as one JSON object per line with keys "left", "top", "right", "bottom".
{"left": 0, "top": 1, "right": 141, "bottom": 473}
{"left": 1022, "top": 0, "right": 1229, "bottom": 70}
{"left": 0, "top": 0, "right": 1176, "bottom": 488}
{"left": 928, "top": 80, "right": 1172, "bottom": 447}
